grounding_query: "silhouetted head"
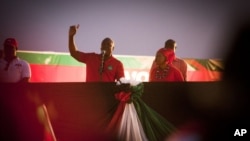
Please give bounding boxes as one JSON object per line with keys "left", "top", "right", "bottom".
{"left": 100, "top": 37, "right": 114, "bottom": 57}
{"left": 164, "top": 39, "right": 177, "bottom": 52}
{"left": 3, "top": 38, "right": 18, "bottom": 59}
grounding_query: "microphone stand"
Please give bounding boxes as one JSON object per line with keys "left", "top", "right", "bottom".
{"left": 99, "top": 50, "right": 105, "bottom": 81}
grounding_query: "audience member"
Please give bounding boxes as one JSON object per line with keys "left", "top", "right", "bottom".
{"left": 149, "top": 48, "right": 184, "bottom": 82}
{"left": 68, "top": 24, "right": 125, "bottom": 82}
{"left": 0, "top": 38, "right": 31, "bottom": 83}
{"left": 149, "top": 39, "right": 187, "bottom": 81}
{"left": 166, "top": 17, "right": 250, "bottom": 141}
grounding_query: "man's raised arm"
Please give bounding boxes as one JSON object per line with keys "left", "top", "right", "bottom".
{"left": 68, "top": 24, "right": 80, "bottom": 59}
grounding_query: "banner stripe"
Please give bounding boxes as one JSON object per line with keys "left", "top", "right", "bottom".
{"left": 17, "top": 50, "right": 223, "bottom": 82}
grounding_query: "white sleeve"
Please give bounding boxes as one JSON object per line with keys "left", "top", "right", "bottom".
{"left": 21, "top": 60, "right": 31, "bottom": 78}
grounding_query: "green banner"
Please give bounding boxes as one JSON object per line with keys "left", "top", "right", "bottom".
{"left": 17, "top": 50, "right": 223, "bottom": 82}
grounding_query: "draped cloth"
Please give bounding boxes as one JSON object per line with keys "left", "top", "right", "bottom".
{"left": 106, "top": 83, "right": 176, "bottom": 141}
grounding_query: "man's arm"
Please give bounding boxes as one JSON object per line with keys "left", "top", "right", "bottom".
{"left": 19, "top": 60, "right": 31, "bottom": 83}
{"left": 181, "top": 59, "right": 187, "bottom": 81}
{"left": 116, "top": 61, "right": 125, "bottom": 81}
{"left": 68, "top": 25, "right": 80, "bottom": 59}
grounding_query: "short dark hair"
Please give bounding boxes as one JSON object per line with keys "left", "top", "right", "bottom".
{"left": 4, "top": 38, "right": 18, "bottom": 50}
{"left": 164, "top": 39, "right": 176, "bottom": 49}
{"left": 101, "top": 37, "right": 114, "bottom": 47}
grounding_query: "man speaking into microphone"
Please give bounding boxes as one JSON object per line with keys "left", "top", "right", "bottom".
{"left": 68, "top": 24, "right": 125, "bottom": 82}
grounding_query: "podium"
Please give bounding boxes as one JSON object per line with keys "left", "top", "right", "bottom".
{"left": 2, "top": 82, "right": 246, "bottom": 141}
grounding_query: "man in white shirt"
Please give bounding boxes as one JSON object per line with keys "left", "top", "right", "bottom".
{"left": 0, "top": 38, "right": 31, "bottom": 83}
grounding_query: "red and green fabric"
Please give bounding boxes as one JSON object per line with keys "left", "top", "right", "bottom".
{"left": 106, "top": 83, "right": 176, "bottom": 141}
{"left": 17, "top": 50, "right": 223, "bottom": 82}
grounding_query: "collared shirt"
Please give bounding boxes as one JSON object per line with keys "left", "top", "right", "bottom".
{"left": 76, "top": 52, "right": 124, "bottom": 82}
{"left": 0, "top": 57, "right": 31, "bottom": 82}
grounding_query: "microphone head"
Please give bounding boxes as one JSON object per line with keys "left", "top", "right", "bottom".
{"left": 102, "top": 50, "right": 106, "bottom": 55}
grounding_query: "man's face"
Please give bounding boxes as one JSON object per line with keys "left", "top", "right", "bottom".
{"left": 173, "top": 43, "right": 177, "bottom": 52}
{"left": 4, "top": 45, "right": 16, "bottom": 58}
{"left": 101, "top": 39, "right": 114, "bottom": 56}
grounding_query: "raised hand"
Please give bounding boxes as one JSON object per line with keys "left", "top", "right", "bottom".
{"left": 69, "top": 24, "right": 80, "bottom": 36}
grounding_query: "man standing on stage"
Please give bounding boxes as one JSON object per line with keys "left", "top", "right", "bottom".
{"left": 68, "top": 24, "right": 125, "bottom": 82}
{"left": 0, "top": 38, "right": 31, "bottom": 83}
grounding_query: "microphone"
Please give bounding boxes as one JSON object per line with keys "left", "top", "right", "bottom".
{"left": 101, "top": 50, "right": 106, "bottom": 56}
{"left": 99, "top": 50, "right": 106, "bottom": 74}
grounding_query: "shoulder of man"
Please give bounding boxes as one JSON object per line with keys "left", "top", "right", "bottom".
{"left": 110, "top": 55, "right": 121, "bottom": 61}
{"left": 175, "top": 57, "right": 186, "bottom": 63}
{"left": 110, "top": 56, "right": 124, "bottom": 65}
{"left": 169, "top": 64, "right": 182, "bottom": 72}
{"left": 16, "top": 57, "right": 30, "bottom": 66}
